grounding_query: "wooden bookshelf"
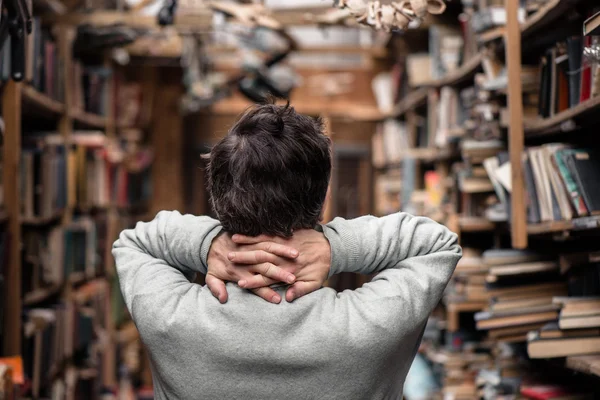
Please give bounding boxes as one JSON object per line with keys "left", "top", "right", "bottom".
{"left": 23, "top": 285, "right": 62, "bottom": 306}
{"left": 116, "top": 321, "right": 139, "bottom": 344}
{"left": 387, "top": 87, "right": 428, "bottom": 118}
{"left": 0, "top": 210, "right": 7, "bottom": 224}
{"left": 527, "top": 215, "right": 600, "bottom": 235}
{"left": 524, "top": 96, "right": 600, "bottom": 137}
{"left": 21, "top": 211, "right": 65, "bottom": 226}
{"left": 478, "top": 0, "right": 580, "bottom": 44}
{"left": 527, "top": 220, "right": 574, "bottom": 234}
{"left": 22, "top": 86, "right": 66, "bottom": 117}
{"left": 425, "top": 52, "right": 483, "bottom": 88}
{"left": 71, "top": 110, "right": 108, "bottom": 128}
{"left": 566, "top": 355, "right": 600, "bottom": 378}
{"left": 459, "top": 216, "right": 496, "bottom": 232}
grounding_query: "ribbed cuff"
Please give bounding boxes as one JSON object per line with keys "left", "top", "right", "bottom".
{"left": 199, "top": 225, "right": 224, "bottom": 275}
{"left": 319, "top": 220, "right": 360, "bottom": 277}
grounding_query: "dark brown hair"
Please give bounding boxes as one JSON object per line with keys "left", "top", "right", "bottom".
{"left": 205, "top": 102, "right": 332, "bottom": 237}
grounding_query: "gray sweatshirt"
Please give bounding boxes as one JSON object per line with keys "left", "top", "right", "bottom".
{"left": 112, "top": 211, "right": 461, "bottom": 400}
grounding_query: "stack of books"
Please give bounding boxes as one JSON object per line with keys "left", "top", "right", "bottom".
{"left": 474, "top": 249, "right": 567, "bottom": 343}
{"left": 446, "top": 247, "right": 490, "bottom": 305}
{"left": 538, "top": 27, "right": 600, "bottom": 118}
{"left": 23, "top": 280, "right": 108, "bottom": 398}
{"left": 22, "top": 217, "right": 104, "bottom": 296}
{"left": 22, "top": 18, "right": 64, "bottom": 101}
{"left": 523, "top": 145, "right": 600, "bottom": 224}
{"left": 70, "top": 61, "right": 113, "bottom": 116}
{"left": 21, "top": 134, "right": 67, "bottom": 221}
{"left": 70, "top": 133, "right": 153, "bottom": 210}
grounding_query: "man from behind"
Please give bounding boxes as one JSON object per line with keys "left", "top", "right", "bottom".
{"left": 113, "top": 103, "right": 461, "bottom": 400}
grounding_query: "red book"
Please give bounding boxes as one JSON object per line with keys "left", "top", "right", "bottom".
{"left": 580, "top": 36, "right": 592, "bottom": 103}
{"left": 44, "top": 40, "right": 55, "bottom": 98}
{"left": 521, "top": 384, "right": 591, "bottom": 400}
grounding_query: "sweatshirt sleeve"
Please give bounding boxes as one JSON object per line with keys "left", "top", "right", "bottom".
{"left": 112, "top": 210, "right": 222, "bottom": 313}
{"left": 321, "top": 213, "right": 461, "bottom": 326}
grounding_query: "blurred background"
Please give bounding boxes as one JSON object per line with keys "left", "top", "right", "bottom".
{"left": 2, "top": 0, "right": 600, "bottom": 398}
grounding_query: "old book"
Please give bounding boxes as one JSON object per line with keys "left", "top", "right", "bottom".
{"left": 487, "top": 323, "right": 547, "bottom": 339}
{"left": 561, "top": 300, "right": 600, "bottom": 317}
{"left": 476, "top": 310, "right": 559, "bottom": 330}
{"left": 482, "top": 249, "right": 544, "bottom": 266}
{"left": 521, "top": 383, "right": 593, "bottom": 399}
{"left": 565, "top": 150, "right": 600, "bottom": 214}
{"left": 584, "top": 11, "right": 600, "bottom": 36}
{"left": 491, "top": 296, "right": 557, "bottom": 312}
{"left": 554, "top": 148, "right": 589, "bottom": 216}
{"left": 487, "top": 281, "right": 566, "bottom": 298}
{"left": 543, "top": 144, "right": 573, "bottom": 221}
{"left": 523, "top": 152, "right": 541, "bottom": 223}
{"left": 406, "top": 53, "right": 432, "bottom": 87}
{"left": 539, "top": 322, "right": 600, "bottom": 339}
{"left": 528, "top": 148, "right": 552, "bottom": 221}
{"left": 566, "top": 37, "right": 583, "bottom": 107}
{"left": 488, "top": 261, "right": 558, "bottom": 277}
{"left": 553, "top": 296, "right": 600, "bottom": 306}
{"left": 559, "top": 314, "right": 600, "bottom": 330}
{"left": 527, "top": 331, "right": 600, "bottom": 359}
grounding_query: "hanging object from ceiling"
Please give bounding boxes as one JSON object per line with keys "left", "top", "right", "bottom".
{"left": 335, "top": 0, "right": 447, "bottom": 32}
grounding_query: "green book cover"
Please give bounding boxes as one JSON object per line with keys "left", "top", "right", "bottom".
{"left": 554, "top": 149, "right": 588, "bottom": 216}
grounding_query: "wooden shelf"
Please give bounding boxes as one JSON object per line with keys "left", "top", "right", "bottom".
{"left": 21, "top": 211, "right": 64, "bottom": 226}
{"left": 387, "top": 87, "right": 428, "bottom": 118}
{"left": 527, "top": 215, "right": 600, "bottom": 235}
{"left": 424, "top": 53, "right": 483, "bottom": 88}
{"left": 72, "top": 110, "right": 108, "bottom": 129}
{"left": 116, "top": 321, "right": 139, "bottom": 344}
{"left": 478, "top": 0, "right": 581, "bottom": 44}
{"left": 23, "top": 285, "right": 62, "bottom": 306}
{"left": 566, "top": 355, "right": 600, "bottom": 378}
{"left": 524, "top": 96, "right": 600, "bottom": 137}
{"left": 446, "top": 301, "right": 488, "bottom": 312}
{"left": 459, "top": 216, "right": 496, "bottom": 232}
{"left": 22, "top": 86, "right": 65, "bottom": 117}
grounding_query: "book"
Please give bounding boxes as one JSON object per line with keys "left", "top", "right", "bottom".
{"left": 521, "top": 384, "right": 593, "bottom": 399}
{"left": 564, "top": 150, "right": 600, "bottom": 214}
{"left": 20, "top": 134, "right": 67, "bottom": 220}
{"left": 527, "top": 331, "right": 600, "bottom": 359}
{"left": 539, "top": 322, "right": 600, "bottom": 339}
{"left": 488, "top": 261, "right": 558, "bottom": 277}
{"left": 583, "top": 11, "right": 600, "bottom": 36}
{"left": 566, "top": 37, "right": 583, "bottom": 107}
{"left": 476, "top": 310, "right": 559, "bottom": 330}
{"left": 559, "top": 314, "right": 600, "bottom": 330}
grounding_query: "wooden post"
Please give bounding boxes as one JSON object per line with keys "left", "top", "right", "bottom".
{"left": 103, "top": 56, "right": 117, "bottom": 388}
{"left": 57, "top": 25, "right": 74, "bottom": 224}
{"left": 504, "top": 0, "right": 528, "bottom": 249}
{"left": 2, "top": 80, "right": 22, "bottom": 356}
{"left": 150, "top": 71, "right": 185, "bottom": 213}
{"left": 322, "top": 115, "right": 334, "bottom": 223}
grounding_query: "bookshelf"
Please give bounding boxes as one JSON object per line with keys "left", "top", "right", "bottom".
{"left": 378, "top": 0, "right": 600, "bottom": 395}
{"left": 524, "top": 95, "right": 600, "bottom": 136}
{"left": 1, "top": 17, "right": 155, "bottom": 396}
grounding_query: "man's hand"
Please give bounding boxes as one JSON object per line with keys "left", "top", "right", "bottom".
{"left": 230, "top": 229, "right": 331, "bottom": 302}
{"left": 206, "top": 233, "right": 300, "bottom": 304}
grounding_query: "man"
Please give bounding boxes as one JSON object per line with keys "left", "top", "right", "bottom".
{"left": 113, "top": 103, "right": 461, "bottom": 400}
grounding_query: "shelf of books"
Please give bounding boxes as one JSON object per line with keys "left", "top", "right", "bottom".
{"left": 376, "top": 0, "right": 600, "bottom": 397}
{"left": 0, "top": 17, "right": 154, "bottom": 399}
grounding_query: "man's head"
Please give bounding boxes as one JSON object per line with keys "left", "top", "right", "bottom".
{"left": 206, "top": 102, "right": 332, "bottom": 237}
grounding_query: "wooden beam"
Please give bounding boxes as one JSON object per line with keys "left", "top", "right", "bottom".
{"left": 2, "top": 80, "right": 22, "bottom": 356}
{"left": 505, "top": 0, "right": 527, "bottom": 249}
{"left": 150, "top": 71, "right": 185, "bottom": 213}
{"left": 44, "top": 10, "right": 212, "bottom": 29}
